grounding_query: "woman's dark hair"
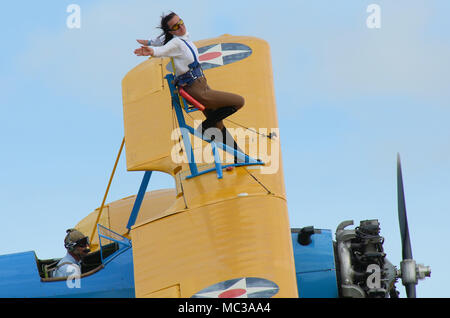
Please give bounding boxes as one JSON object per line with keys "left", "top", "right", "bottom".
{"left": 158, "top": 11, "right": 177, "bottom": 44}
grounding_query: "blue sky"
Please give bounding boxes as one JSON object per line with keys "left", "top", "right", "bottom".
{"left": 1, "top": 1, "right": 448, "bottom": 297}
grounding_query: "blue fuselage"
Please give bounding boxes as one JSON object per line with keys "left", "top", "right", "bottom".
{"left": 0, "top": 246, "right": 134, "bottom": 298}
{"left": 0, "top": 229, "right": 338, "bottom": 298}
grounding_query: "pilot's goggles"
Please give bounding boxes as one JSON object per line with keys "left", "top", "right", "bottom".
{"left": 170, "top": 19, "right": 184, "bottom": 31}
{"left": 75, "top": 237, "right": 90, "bottom": 247}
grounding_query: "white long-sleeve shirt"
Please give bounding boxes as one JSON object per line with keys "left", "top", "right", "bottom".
{"left": 148, "top": 32, "right": 200, "bottom": 76}
{"left": 52, "top": 252, "right": 81, "bottom": 278}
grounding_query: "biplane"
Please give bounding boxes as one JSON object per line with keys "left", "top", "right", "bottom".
{"left": 0, "top": 34, "right": 430, "bottom": 298}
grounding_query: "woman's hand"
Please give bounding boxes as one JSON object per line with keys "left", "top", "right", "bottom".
{"left": 136, "top": 39, "right": 149, "bottom": 46}
{"left": 134, "top": 46, "right": 154, "bottom": 56}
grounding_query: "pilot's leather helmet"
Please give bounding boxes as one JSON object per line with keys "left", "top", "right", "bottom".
{"left": 64, "top": 229, "right": 89, "bottom": 251}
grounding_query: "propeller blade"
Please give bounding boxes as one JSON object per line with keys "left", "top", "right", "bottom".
{"left": 397, "top": 153, "right": 413, "bottom": 260}
{"left": 406, "top": 282, "right": 417, "bottom": 298}
{"left": 397, "top": 153, "right": 416, "bottom": 298}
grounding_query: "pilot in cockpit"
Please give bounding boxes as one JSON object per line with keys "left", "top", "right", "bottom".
{"left": 52, "top": 229, "right": 91, "bottom": 278}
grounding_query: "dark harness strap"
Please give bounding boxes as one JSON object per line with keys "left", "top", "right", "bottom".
{"left": 175, "top": 39, "right": 204, "bottom": 86}
{"left": 181, "top": 39, "right": 199, "bottom": 66}
{"left": 44, "top": 261, "right": 77, "bottom": 278}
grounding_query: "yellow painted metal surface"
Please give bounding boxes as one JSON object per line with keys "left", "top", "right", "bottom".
{"left": 74, "top": 189, "right": 176, "bottom": 251}
{"left": 120, "top": 35, "right": 298, "bottom": 298}
{"left": 132, "top": 195, "right": 296, "bottom": 297}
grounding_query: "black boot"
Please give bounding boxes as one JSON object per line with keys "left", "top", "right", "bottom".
{"left": 200, "top": 106, "right": 237, "bottom": 133}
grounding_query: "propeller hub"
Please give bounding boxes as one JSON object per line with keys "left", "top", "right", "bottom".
{"left": 399, "top": 259, "right": 431, "bottom": 286}
{"left": 400, "top": 259, "right": 418, "bottom": 285}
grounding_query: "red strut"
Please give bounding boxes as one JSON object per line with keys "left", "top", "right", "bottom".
{"left": 178, "top": 87, "right": 206, "bottom": 111}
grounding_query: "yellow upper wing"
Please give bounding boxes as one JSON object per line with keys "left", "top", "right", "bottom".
{"left": 77, "top": 34, "right": 298, "bottom": 298}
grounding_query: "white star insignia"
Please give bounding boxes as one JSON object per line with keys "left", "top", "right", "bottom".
{"left": 193, "top": 278, "right": 278, "bottom": 298}
{"left": 199, "top": 44, "right": 251, "bottom": 66}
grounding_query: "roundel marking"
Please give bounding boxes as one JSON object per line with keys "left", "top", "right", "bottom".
{"left": 199, "top": 52, "right": 222, "bottom": 62}
{"left": 166, "top": 42, "right": 252, "bottom": 72}
{"left": 191, "top": 277, "right": 279, "bottom": 298}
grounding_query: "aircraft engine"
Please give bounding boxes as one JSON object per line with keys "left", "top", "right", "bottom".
{"left": 335, "top": 219, "right": 430, "bottom": 298}
{"left": 335, "top": 220, "right": 398, "bottom": 298}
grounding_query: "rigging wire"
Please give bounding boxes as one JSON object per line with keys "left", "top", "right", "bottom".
{"left": 244, "top": 167, "right": 273, "bottom": 195}
{"left": 224, "top": 118, "right": 277, "bottom": 140}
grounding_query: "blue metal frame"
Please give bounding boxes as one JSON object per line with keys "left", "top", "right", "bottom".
{"left": 165, "top": 74, "right": 264, "bottom": 180}
{"left": 126, "top": 171, "right": 152, "bottom": 230}
{"left": 97, "top": 224, "right": 132, "bottom": 264}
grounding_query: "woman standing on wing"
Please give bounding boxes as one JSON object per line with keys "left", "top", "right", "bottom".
{"left": 134, "top": 12, "right": 245, "bottom": 148}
